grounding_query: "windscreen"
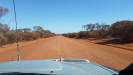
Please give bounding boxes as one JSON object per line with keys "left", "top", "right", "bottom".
{"left": 0, "top": 72, "right": 51, "bottom": 75}
{"left": 0, "top": 0, "right": 133, "bottom": 74}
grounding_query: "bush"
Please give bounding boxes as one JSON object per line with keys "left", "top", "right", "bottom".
{"left": 62, "top": 33, "right": 78, "bottom": 38}
{"left": 77, "top": 31, "right": 90, "bottom": 38}
{"left": 0, "top": 34, "right": 7, "bottom": 46}
{"left": 0, "top": 23, "right": 10, "bottom": 33}
{"left": 5, "top": 31, "right": 17, "bottom": 43}
{"left": 32, "top": 32, "right": 41, "bottom": 40}
{"left": 23, "top": 32, "right": 36, "bottom": 41}
{"left": 110, "top": 20, "right": 133, "bottom": 41}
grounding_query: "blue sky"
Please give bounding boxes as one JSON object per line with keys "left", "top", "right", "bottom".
{"left": 0, "top": 0, "right": 133, "bottom": 33}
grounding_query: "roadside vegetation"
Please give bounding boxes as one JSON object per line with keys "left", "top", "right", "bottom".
{"left": 0, "top": 6, "right": 55, "bottom": 46}
{"left": 62, "top": 21, "right": 133, "bottom": 44}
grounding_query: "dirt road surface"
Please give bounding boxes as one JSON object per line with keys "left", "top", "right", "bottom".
{"left": 0, "top": 36, "right": 133, "bottom": 70}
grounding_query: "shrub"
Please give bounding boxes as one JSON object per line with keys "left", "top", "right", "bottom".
{"left": 110, "top": 20, "right": 133, "bottom": 41}
{"left": 0, "top": 34, "right": 7, "bottom": 46}
{"left": 5, "top": 31, "right": 17, "bottom": 43}
{"left": 23, "top": 32, "right": 35, "bottom": 41}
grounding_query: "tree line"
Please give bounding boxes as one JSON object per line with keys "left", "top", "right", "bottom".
{"left": 62, "top": 20, "right": 133, "bottom": 43}
{"left": 0, "top": 6, "right": 55, "bottom": 46}
{"left": 0, "top": 24, "right": 55, "bottom": 46}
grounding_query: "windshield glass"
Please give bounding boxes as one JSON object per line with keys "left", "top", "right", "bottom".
{"left": 0, "top": 72, "right": 51, "bottom": 75}
{"left": 0, "top": 0, "right": 133, "bottom": 74}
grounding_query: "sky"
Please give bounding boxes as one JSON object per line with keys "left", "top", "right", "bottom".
{"left": 0, "top": 0, "right": 133, "bottom": 34}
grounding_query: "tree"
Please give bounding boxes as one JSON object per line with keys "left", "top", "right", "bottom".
{"left": 33, "top": 26, "right": 44, "bottom": 32}
{"left": 110, "top": 20, "right": 133, "bottom": 41}
{"left": 82, "top": 23, "right": 110, "bottom": 38}
{"left": 23, "top": 28, "right": 32, "bottom": 32}
{"left": 0, "top": 6, "right": 8, "bottom": 18}
{"left": 83, "top": 24, "right": 96, "bottom": 31}
{"left": 0, "top": 6, "right": 9, "bottom": 33}
{"left": 23, "top": 32, "right": 35, "bottom": 40}
{"left": 33, "top": 26, "right": 45, "bottom": 37}
{"left": 83, "top": 23, "right": 110, "bottom": 31}
{"left": 0, "top": 23, "right": 10, "bottom": 33}
{"left": 5, "top": 31, "right": 17, "bottom": 43}
{"left": 77, "top": 31, "right": 90, "bottom": 38}
{"left": 0, "top": 34, "right": 7, "bottom": 46}
{"left": 96, "top": 24, "right": 110, "bottom": 38}
{"left": 101, "top": 24, "right": 110, "bottom": 30}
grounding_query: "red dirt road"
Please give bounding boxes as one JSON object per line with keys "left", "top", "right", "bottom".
{"left": 0, "top": 36, "right": 133, "bottom": 70}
